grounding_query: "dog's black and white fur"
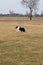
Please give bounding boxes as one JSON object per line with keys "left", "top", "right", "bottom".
{"left": 16, "top": 26, "right": 25, "bottom": 32}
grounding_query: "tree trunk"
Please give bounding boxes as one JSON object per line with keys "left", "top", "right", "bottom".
{"left": 29, "top": 8, "right": 32, "bottom": 20}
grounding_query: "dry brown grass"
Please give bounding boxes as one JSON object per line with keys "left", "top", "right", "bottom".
{"left": 0, "top": 17, "right": 43, "bottom": 65}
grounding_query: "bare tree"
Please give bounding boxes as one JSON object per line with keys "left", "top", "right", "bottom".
{"left": 21, "top": 0, "right": 39, "bottom": 20}
{"left": 26, "top": 11, "right": 29, "bottom": 16}
{"left": 9, "top": 10, "right": 15, "bottom": 15}
{"left": 40, "top": 10, "right": 43, "bottom": 16}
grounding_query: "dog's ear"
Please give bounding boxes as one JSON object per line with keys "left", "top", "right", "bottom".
{"left": 16, "top": 26, "right": 18, "bottom": 28}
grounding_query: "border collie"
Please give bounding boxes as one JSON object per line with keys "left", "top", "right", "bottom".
{"left": 16, "top": 26, "right": 25, "bottom": 32}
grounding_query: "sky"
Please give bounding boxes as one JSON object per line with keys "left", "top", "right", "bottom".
{"left": 0, "top": 0, "right": 43, "bottom": 14}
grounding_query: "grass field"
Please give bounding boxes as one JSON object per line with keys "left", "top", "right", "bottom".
{"left": 0, "top": 17, "right": 43, "bottom": 65}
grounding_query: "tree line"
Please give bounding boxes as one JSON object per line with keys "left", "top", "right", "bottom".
{"left": 0, "top": 0, "right": 43, "bottom": 19}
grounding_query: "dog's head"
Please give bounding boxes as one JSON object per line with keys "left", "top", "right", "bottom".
{"left": 16, "top": 26, "right": 18, "bottom": 29}
{"left": 16, "top": 26, "right": 20, "bottom": 31}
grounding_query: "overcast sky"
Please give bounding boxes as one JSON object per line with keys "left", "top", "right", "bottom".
{"left": 0, "top": 0, "right": 43, "bottom": 14}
